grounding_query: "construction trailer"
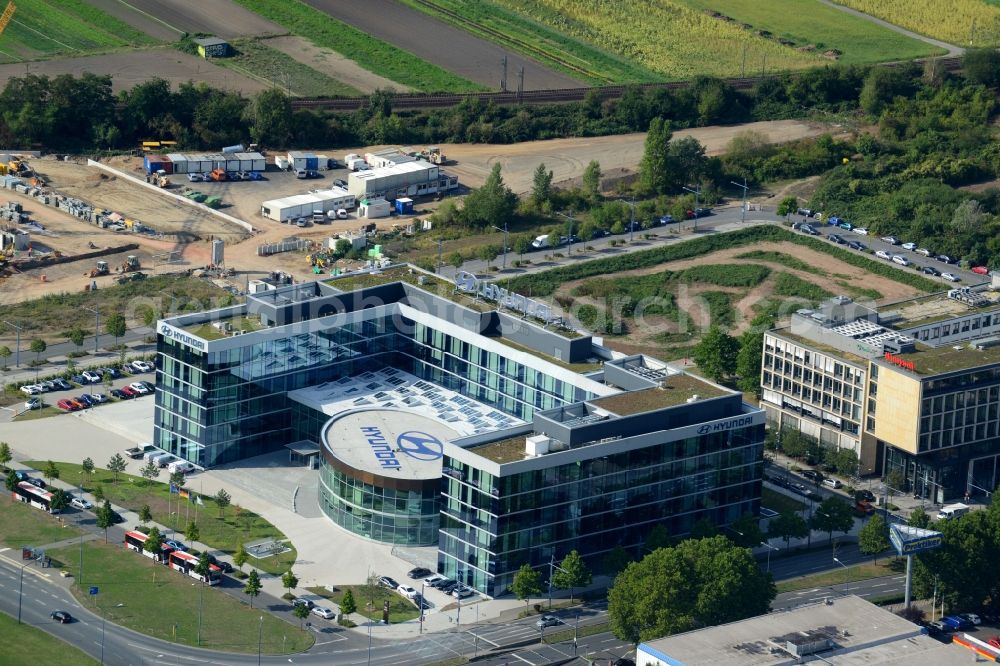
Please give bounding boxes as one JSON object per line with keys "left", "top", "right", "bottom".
{"left": 364, "top": 149, "right": 418, "bottom": 169}
{"left": 146, "top": 152, "right": 265, "bottom": 174}
{"left": 286, "top": 151, "right": 319, "bottom": 171}
{"left": 347, "top": 162, "right": 457, "bottom": 202}
{"left": 193, "top": 37, "right": 230, "bottom": 58}
{"left": 359, "top": 198, "right": 391, "bottom": 219}
{"left": 260, "top": 187, "right": 356, "bottom": 222}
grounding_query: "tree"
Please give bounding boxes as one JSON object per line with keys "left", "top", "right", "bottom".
{"left": 234, "top": 542, "right": 248, "bottom": 573}
{"left": 282, "top": 569, "right": 299, "bottom": 596}
{"left": 963, "top": 48, "right": 1000, "bottom": 88}
{"left": 81, "top": 456, "right": 94, "bottom": 485}
{"left": 139, "top": 306, "right": 158, "bottom": 329}
{"left": 195, "top": 552, "right": 212, "bottom": 581}
{"left": 859, "top": 66, "right": 914, "bottom": 116}
{"left": 664, "top": 136, "right": 708, "bottom": 191}
{"left": 602, "top": 545, "right": 632, "bottom": 579}
{"left": 0, "top": 345, "right": 11, "bottom": 369}
{"left": 461, "top": 163, "right": 517, "bottom": 229}
{"left": 244, "top": 570, "right": 262, "bottom": 608}
{"left": 29, "top": 338, "right": 46, "bottom": 363}
{"left": 293, "top": 602, "right": 310, "bottom": 628}
{"left": 0, "top": 442, "right": 11, "bottom": 470}
{"left": 531, "top": 162, "right": 553, "bottom": 208}
{"left": 691, "top": 518, "right": 718, "bottom": 539}
{"left": 92, "top": 483, "right": 104, "bottom": 502}
{"left": 552, "top": 550, "right": 591, "bottom": 600}
{"left": 692, "top": 325, "right": 739, "bottom": 382}
{"left": 139, "top": 503, "right": 152, "bottom": 526}
{"left": 143, "top": 526, "right": 163, "bottom": 556}
{"left": 5, "top": 469, "right": 17, "bottom": 496}
{"left": 811, "top": 496, "right": 855, "bottom": 545}
{"left": 50, "top": 488, "right": 68, "bottom": 512}
{"left": 858, "top": 514, "right": 890, "bottom": 564}
{"left": 43, "top": 460, "right": 59, "bottom": 482}
{"left": 69, "top": 326, "right": 86, "bottom": 350}
{"left": 511, "top": 564, "right": 542, "bottom": 614}
{"left": 639, "top": 117, "right": 672, "bottom": 195}
{"left": 448, "top": 251, "right": 464, "bottom": 271}
{"left": 96, "top": 499, "right": 114, "bottom": 543}
{"left": 736, "top": 329, "right": 764, "bottom": 394}
{"left": 105, "top": 313, "right": 126, "bottom": 347}
{"left": 513, "top": 234, "right": 533, "bottom": 258}
{"left": 214, "top": 489, "right": 231, "bottom": 519}
{"left": 776, "top": 196, "right": 799, "bottom": 218}
{"left": 185, "top": 520, "right": 200, "bottom": 545}
{"left": 477, "top": 244, "right": 499, "bottom": 269}
{"left": 169, "top": 471, "right": 186, "bottom": 488}
{"left": 340, "top": 588, "right": 357, "bottom": 615}
{"left": 582, "top": 160, "right": 601, "bottom": 199}
{"left": 245, "top": 88, "right": 292, "bottom": 146}
{"left": 107, "top": 454, "right": 126, "bottom": 485}
{"left": 608, "top": 536, "right": 776, "bottom": 644}
{"left": 140, "top": 460, "right": 159, "bottom": 485}
{"left": 908, "top": 506, "right": 931, "bottom": 529}
{"left": 644, "top": 524, "right": 672, "bottom": 553}
{"left": 727, "top": 513, "right": 765, "bottom": 548}
{"left": 102, "top": 372, "right": 113, "bottom": 395}
{"left": 768, "top": 511, "right": 809, "bottom": 548}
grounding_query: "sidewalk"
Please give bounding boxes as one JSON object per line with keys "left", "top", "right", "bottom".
{"left": 0, "top": 329, "right": 156, "bottom": 388}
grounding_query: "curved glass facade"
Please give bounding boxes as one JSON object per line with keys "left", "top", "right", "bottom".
{"left": 318, "top": 461, "right": 439, "bottom": 545}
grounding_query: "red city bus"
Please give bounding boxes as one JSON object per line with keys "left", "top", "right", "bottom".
{"left": 168, "top": 550, "right": 221, "bottom": 585}
{"left": 13, "top": 481, "right": 59, "bottom": 514}
{"left": 123, "top": 530, "right": 174, "bottom": 563}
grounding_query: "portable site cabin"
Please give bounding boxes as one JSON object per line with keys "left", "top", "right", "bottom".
{"left": 194, "top": 37, "right": 230, "bottom": 58}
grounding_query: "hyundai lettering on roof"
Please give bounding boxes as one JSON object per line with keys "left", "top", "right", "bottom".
{"left": 361, "top": 426, "right": 401, "bottom": 470}
{"left": 158, "top": 322, "right": 206, "bottom": 351}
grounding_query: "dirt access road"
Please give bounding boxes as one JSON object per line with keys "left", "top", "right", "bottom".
{"left": 82, "top": 0, "right": 284, "bottom": 41}
{"left": 301, "top": 0, "right": 581, "bottom": 90}
{"left": 442, "top": 119, "right": 851, "bottom": 194}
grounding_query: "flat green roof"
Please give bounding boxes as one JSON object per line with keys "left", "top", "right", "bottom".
{"left": 326, "top": 267, "right": 494, "bottom": 312}
{"left": 893, "top": 342, "right": 1000, "bottom": 375}
{"left": 496, "top": 337, "right": 602, "bottom": 372}
{"left": 589, "top": 375, "right": 727, "bottom": 415}
{"left": 184, "top": 315, "right": 262, "bottom": 340}
{"left": 467, "top": 436, "right": 528, "bottom": 463}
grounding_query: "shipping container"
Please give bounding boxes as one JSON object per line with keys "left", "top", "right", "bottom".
{"left": 287, "top": 151, "right": 318, "bottom": 171}
{"left": 260, "top": 188, "right": 356, "bottom": 222}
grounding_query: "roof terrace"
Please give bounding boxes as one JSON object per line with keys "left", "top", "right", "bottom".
{"left": 589, "top": 375, "right": 728, "bottom": 415}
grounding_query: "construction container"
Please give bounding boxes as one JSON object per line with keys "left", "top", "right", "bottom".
{"left": 348, "top": 162, "right": 457, "bottom": 201}
{"left": 260, "top": 188, "right": 356, "bottom": 222}
{"left": 275, "top": 157, "right": 290, "bottom": 170}
{"left": 287, "top": 151, "right": 318, "bottom": 171}
{"left": 144, "top": 156, "right": 173, "bottom": 174}
{"left": 359, "top": 198, "right": 391, "bottom": 219}
{"left": 317, "top": 155, "right": 330, "bottom": 171}
{"left": 394, "top": 197, "right": 414, "bottom": 215}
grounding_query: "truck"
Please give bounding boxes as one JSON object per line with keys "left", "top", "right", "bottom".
{"left": 209, "top": 168, "right": 227, "bottom": 182}
{"left": 346, "top": 157, "right": 367, "bottom": 172}
{"left": 125, "top": 443, "right": 156, "bottom": 460}
{"left": 531, "top": 234, "right": 551, "bottom": 250}
{"left": 937, "top": 503, "right": 970, "bottom": 520}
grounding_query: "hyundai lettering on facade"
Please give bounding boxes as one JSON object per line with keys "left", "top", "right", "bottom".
{"left": 361, "top": 426, "right": 401, "bottom": 470}
{"left": 454, "top": 271, "right": 554, "bottom": 323}
{"left": 396, "top": 431, "right": 444, "bottom": 461}
{"left": 698, "top": 416, "right": 755, "bottom": 435}
{"left": 159, "top": 323, "right": 206, "bottom": 351}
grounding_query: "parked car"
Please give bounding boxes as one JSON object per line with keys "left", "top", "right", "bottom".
{"left": 412, "top": 593, "right": 431, "bottom": 610}
{"left": 880, "top": 236, "right": 899, "bottom": 245}
{"left": 334, "top": 179, "right": 348, "bottom": 188}
{"left": 295, "top": 169, "right": 307, "bottom": 179}
{"left": 90, "top": 393, "right": 108, "bottom": 404}
{"left": 408, "top": 567, "right": 432, "bottom": 579}
{"left": 50, "top": 610, "right": 74, "bottom": 623}
{"left": 53, "top": 378, "right": 72, "bottom": 390}
{"left": 57, "top": 399, "right": 79, "bottom": 411}
{"left": 20, "top": 385, "right": 42, "bottom": 396}
{"left": 856, "top": 489, "right": 876, "bottom": 502}
{"left": 658, "top": 214, "right": 674, "bottom": 225}
{"left": 838, "top": 221, "right": 853, "bottom": 230}
{"left": 941, "top": 273, "right": 961, "bottom": 282}
{"left": 925, "top": 620, "right": 948, "bottom": 635}
{"left": 311, "top": 606, "right": 336, "bottom": 620}
{"left": 797, "top": 208, "right": 814, "bottom": 217}
{"left": 81, "top": 371, "right": 102, "bottom": 383}
{"left": 292, "top": 598, "right": 315, "bottom": 610}
{"left": 165, "top": 540, "right": 187, "bottom": 552}
{"left": 206, "top": 555, "right": 233, "bottom": 573}
{"left": 452, "top": 586, "right": 475, "bottom": 599}
{"left": 936, "top": 255, "right": 954, "bottom": 264}
{"left": 187, "top": 173, "right": 203, "bottom": 182}
{"left": 854, "top": 227, "right": 869, "bottom": 235}
{"left": 397, "top": 585, "right": 418, "bottom": 599}
{"left": 24, "top": 397, "right": 42, "bottom": 410}
{"left": 28, "top": 477, "right": 46, "bottom": 489}
{"left": 959, "top": 613, "right": 982, "bottom": 626}
{"left": 799, "top": 224, "right": 820, "bottom": 236}
{"left": 828, "top": 234, "right": 846, "bottom": 244}
{"left": 826, "top": 216, "right": 841, "bottom": 226}
{"left": 70, "top": 496, "right": 93, "bottom": 510}
{"left": 800, "top": 470, "right": 821, "bottom": 481}
{"left": 536, "top": 615, "right": 561, "bottom": 628}
{"left": 921, "top": 266, "right": 940, "bottom": 276}
{"left": 129, "top": 382, "right": 150, "bottom": 395}
{"left": 915, "top": 248, "right": 932, "bottom": 256}
{"left": 942, "top": 615, "right": 974, "bottom": 631}
{"left": 379, "top": 576, "right": 399, "bottom": 590}
{"left": 424, "top": 574, "right": 445, "bottom": 586}
{"left": 972, "top": 266, "right": 990, "bottom": 275}
{"left": 988, "top": 635, "right": 1000, "bottom": 649}
{"left": 891, "top": 255, "right": 910, "bottom": 266}
{"left": 130, "top": 360, "right": 154, "bottom": 373}
{"left": 437, "top": 580, "right": 460, "bottom": 594}
{"left": 431, "top": 577, "right": 456, "bottom": 589}
{"left": 110, "top": 389, "right": 127, "bottom": 400}
{"left": 120, "top": 386, "right": 138, "bottom": 398}
{"left": 875, "top": 250, "right": 891, "bottom": 260}
{"left": 901, "top": 242, "right": 917, "bottom": 251}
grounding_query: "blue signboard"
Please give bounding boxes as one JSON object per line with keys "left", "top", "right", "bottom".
{"left": 890, "top": 524, "right": 942, "bottom": 556}
{"left": 89, "top": 586, "right": 99, "bottom": 596}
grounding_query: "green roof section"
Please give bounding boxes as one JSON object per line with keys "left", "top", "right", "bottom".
{"left": 589, "top": 375, "right": 728, "bottom": 415}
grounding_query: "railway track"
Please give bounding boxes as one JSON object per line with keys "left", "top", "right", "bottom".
{"left": 289, "top": 56, "right": 962, "bottom": 112}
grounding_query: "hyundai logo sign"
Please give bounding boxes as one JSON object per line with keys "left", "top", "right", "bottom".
{"left": 396, "top": 431, "right": 444, "bottom": 461}
{"left": 158, "top": 322, "right": 206, "bottom": 350}
{"left": 697, "top": 425, "right": 712, "bottom": 435}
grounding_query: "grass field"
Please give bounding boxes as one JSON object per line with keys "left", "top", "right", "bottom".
{"left": 50, "top": 542, "right": 313, "bottom": 654}
{"left": 308, "top": 585, "right": 420, "bottom": 623}
{"left": 0, "top": 0, "right": 157, "bottom": 64}
{"left": 683, "top": 0, "right": 943, "bottom": 64}
{"left": 395, "top": 0, "right": 660, "bottom": 84}
{"left": 28, "top": 461, "right": 296, "bottom": 575}
{"left": 0, "top": 494, "right": 83, "bottom": 548}
{"left": 221, "top": 38, "right": 360, "bottom": 97}
{"left": 231, "top": 0, "right": 481, "bottom": 92}
{"left": 0, "top": 612, "right": 97, "bottom": 664}
{"left": 776, "top": 560, "right": 895, "bottom": 593}
{"left": 762, "top": 487, "right": 807, "bottom": 515}
{"left": 833, "top": 0, "right": 1000, "bottom": 46}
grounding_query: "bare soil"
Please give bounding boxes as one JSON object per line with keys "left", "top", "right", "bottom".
{"left": 2, "top": 48, "right": 269, "bottom": 95}
{"left": 299, "top": 0, "right": 582, "bottom": 90}
{"left": 265, "top": 36, "right": 412, "bottom": 93}
{"left": 82, "top": 0, "right": 284, "bottom": 40}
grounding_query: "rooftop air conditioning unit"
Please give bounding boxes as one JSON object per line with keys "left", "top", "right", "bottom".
{"left": 525, "top": 435, "right": 551, "bottom": 457}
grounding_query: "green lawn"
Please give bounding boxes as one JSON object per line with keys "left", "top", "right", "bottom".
{"left": 776, "top": 560, "right": 895, "bottom": 593}
{"left": 0, "top": 495, "right": 83, "bottom": 548}
{"left": 26, "top": 461, "right": 295, "bottom": 575}
{"left": 231, "top": 0, "right": 481, "bottom": 92}
{"left": 0, "top": 612, "right": 97, "bottom": 664}
{"left": 12, "top": 405, "right": 63, "bottom": 421}
{"left": 307, "top": 585, "right": 420, "bottom": 623}
{"left": 762, "top": 487, "right": 807, "bottom": 515}
{"left": 681, "top": 0, "right": 944, "bottom": 64}
{"left": 0, "top": 0, "right": 157, "bottom": 63}
{"left": 50, "top": 541, "right": 313, "bottom": 654}
{"left": 220, "top": 38, "right": 360, "bottom": 97}
{"left": 543, "top": 620, "right": 609, "bottom": 644}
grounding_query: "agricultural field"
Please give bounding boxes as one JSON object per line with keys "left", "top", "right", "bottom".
{"left": 833, "top": 0, "right": 1000, "bottom": 46}
{"left": 221, "top": 38, "right": 360, "bottom": 97}
{"left": 0, "top": 0, "right": 157, "bottom": 64}
{"left": 395, "top": 0, "right": 661, "bottom": 84}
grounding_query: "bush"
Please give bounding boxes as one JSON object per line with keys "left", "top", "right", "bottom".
{"left": 338, "top": 618, "right": 356, "bottom": 628}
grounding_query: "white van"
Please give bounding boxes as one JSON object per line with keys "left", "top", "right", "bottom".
{"left": 936, "top": 503, "right": 970, "bottom": 520}
{"left": 822, "top": 478, "right": 842, "bottom": 489}
{"left": 143, "top": 449, "right": 165, "bottom": 464}
{"left": 153, "top": 452, "right": 175, "bottom": 468}
{"left": 531, "top": 234, "right": 550, "bottom": 250}
{"left": 168, "top": 460, "right": 195, "bottom": 475}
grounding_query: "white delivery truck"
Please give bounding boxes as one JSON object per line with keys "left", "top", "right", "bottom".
{"left": 937, "top": 503, "right": 970, "bottom": 520}
{"left": 167, "top": 460, "right": 195, "bottom": 475}
{"left": 531, "top": 234, "right": 551, "bottom": 250}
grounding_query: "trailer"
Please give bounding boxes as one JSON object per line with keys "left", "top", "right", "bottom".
{"left": 260, "top": 187, "right": 356, "bottom": 222}
{"left": 287, "top": 151, "right": 319, "bottom": 171}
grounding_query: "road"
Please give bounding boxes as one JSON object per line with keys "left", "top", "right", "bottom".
{"left": 816, "top": 0, "right": 964, "bottom": 57}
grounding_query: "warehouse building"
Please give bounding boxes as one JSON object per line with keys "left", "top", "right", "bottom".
{"left": 762, "top": 286, "right": 1000, "bottom": 502}
{"left": 260, "top": 187, "right": 356, "bottom": 222}
{"left": 154, "top": 265, "right": 763, "bottom": 595}
{"left": 347, "top": 161, "right": 458, "bottom": 202}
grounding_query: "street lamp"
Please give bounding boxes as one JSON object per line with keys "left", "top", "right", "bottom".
{"left": 82, "top": 306, "right": 100, "bottom": 354}
{"left": 833, "top": 557, "right": 850, "bottom": 595}
{"left": 730, "top": 178, "right": 749, "bottom": 224}
{"left": 257, "top": 615, "right": 264, "bottom": 666}
{"left": 17, "top": 558, "right": 31, "bottom": 624}
{"left": 682, "top": 185, "right": 702, "bottom": 232}
{"left": 617, "top": 197, "right": 637, "bottom": 243}
{"left": 456, "top": 568, "right": 464, "bottom": 627}
{"left": 760, "top": 541, "right": 780, "bottom": 572}
{"left": 491, "top": 222, "right": 509, "bottom": 271}
{"left": 554, "top": 210, "right": 575, "bottom": 255}
{"left": 1, "top": 319, "right": 22, "bottom": 368}
{"left": 547, "top": 556, "right": 576, "bottom": 609}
